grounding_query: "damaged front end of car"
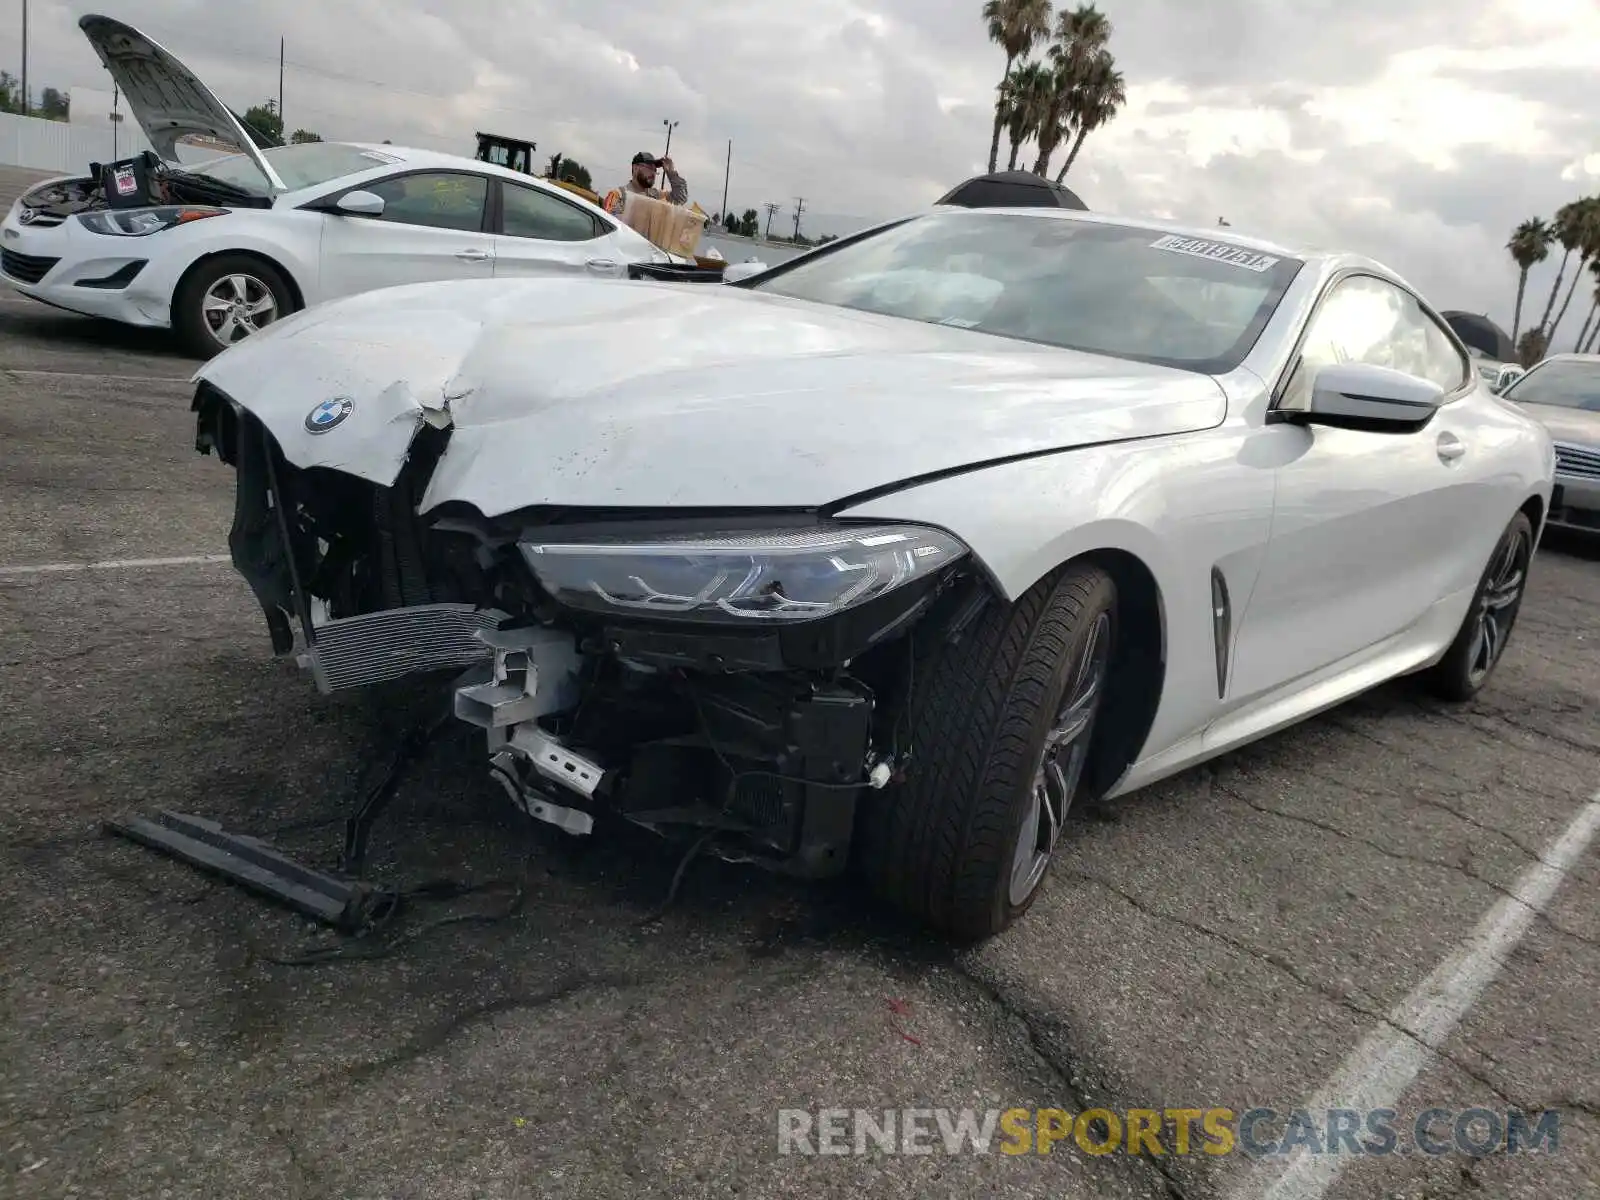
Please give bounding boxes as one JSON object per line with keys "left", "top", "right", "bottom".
{"left": 191, "top": 380, "right": 977, "bottom": 880}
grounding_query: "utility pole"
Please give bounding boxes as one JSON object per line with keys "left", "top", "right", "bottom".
{"left": 278, "top": 38, "right": 285, "bottom": 139}
{"left": 792, "top": 196, "right": 806, "bottom": 242}
{"left": 20, "top": 0, "right": 28, "bottom": 117}
{"left": 662, "top": 117, "right": 678, "bottom": 159}
{"left": 763, "top": 202, "right": 780, "bottom": 240}
{"left": 719, "top": 139, "right": 731, "bottom": 225}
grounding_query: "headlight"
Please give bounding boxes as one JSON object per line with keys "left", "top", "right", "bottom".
{"left": 520, "top": 524, "right": 967, "bottom": 624}
{"left": 77, "top": 207, "right": 228, "bottom": 237}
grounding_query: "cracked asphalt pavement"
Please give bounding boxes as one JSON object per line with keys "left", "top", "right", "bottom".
{"left": 3, "top": 164, "right": 1597, "bottom": 1199}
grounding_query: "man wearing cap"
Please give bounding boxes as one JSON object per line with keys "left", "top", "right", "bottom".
{"left": 621, "top": 151, "right": 688, "bottom": 204}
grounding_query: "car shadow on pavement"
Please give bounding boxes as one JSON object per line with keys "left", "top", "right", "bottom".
{"left": 0, "top": 305, "right": 202, "bottom": 365}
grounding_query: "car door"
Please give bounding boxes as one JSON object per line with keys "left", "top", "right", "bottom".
{"left": 317, "top": 170, "right": 495, "bottom": 300}
{"left": 491, "top": 180, "right": 627, "bottom": 279}
{"left": 1229, "top": 272, "right": 1491, "bottom": 699}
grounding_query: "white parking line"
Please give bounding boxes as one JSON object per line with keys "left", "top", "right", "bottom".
{"left": 0, "top": 553, "right": 230, "bottom": 578}
{"left": 3, "top": 369, "right": 194, "bottom": 384}
{"left": 1227, "top": 787, "right": 1600, "bottom": 1200}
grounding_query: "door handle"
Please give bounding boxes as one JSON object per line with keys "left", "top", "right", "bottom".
{"left": 585, "top": 258, "right": 618, "bottom": 272}
{"left": 1437, "top": 432, "right": 1466, "bottom": 464}
{"left": 455, "top": 248, "right": 490, "bottom": 262}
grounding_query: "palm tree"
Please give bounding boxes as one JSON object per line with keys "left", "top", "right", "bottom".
{"left": 1054, "top": 50, "right": 1125, "bottom": 181}
{"left": 1031, "top": 3, "right": 1112, "bottom": 177}
{"left": 1000, "top": 62, "right": 1053, "bottom": 170}
{"left": 1534, "top": 198, "right": 1591, "bottom": 339}
{"left": 1571, "top": 258, "right": 1600, "bottom": 352}
{"left": 982, "top": 0, "right": 1053, "bottom": 173}
{"left": 1516, "top": 327, "right": 1548, "bottom": 368}
{"left": 1505, "top": 217, "right": 1551, "bottom": 342}
{"left": 1546, "top": 196, "right": 1600, "bottom": 343}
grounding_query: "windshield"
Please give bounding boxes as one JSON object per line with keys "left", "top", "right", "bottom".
{"left": 1501, "top": 359, "right": 1600, "bottom": 411}
{"left": 742, "top": 212, "right": 1303, "bottom": 372}
{"left": 182, "top": 142, "right": 403, "bottom": 194}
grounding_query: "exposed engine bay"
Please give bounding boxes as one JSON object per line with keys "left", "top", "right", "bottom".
{"left": 18, "top": 150, "right": 270, "bottom": 225}
{"left": 192, "top": 383, "right": 986, "bottom": 878}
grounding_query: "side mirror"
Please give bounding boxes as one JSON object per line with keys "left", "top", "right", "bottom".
{"left": 722, "top": 261, "right": 770, "bottom": 284}
{"left": 334, "top": 190, "right": 385, "bottom": 217}
{"left": 1285, "top": 362, "right": 1446, "bottom": 433}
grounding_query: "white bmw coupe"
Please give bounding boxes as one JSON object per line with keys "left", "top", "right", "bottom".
{"left": 0, "top": 15, "right": 675, "bottom": 358}
{"left": 189, "top": 205, "right": 1555, "bottom": 939}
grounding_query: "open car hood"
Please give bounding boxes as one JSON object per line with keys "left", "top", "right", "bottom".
{"left": 193, "top": 276, "right": 1229, "bottom": 516}
{"left": 78, "top": 14, "right": 287, "bottom": 192}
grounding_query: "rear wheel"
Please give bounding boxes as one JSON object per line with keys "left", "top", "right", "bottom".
{"left": 859, "top": 561, "right": 1118, "bottom": 941}
{"left": 173, "top": 254, "right": 295, "bottom": 358}
{"left": 1421, "top": 510, "right": 1533, "bottom": 702}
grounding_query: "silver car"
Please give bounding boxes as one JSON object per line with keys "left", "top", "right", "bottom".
{"left": 1499, "top": 354, "right": 1600, "bottom": 533}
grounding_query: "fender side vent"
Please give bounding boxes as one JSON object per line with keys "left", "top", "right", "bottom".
{"left": 1210, "top": 567, "right": 1232, "bottom": 699}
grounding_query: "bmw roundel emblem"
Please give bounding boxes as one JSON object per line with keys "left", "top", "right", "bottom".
{"left": 305, "top": 396, "right": 354, "bottom": 434}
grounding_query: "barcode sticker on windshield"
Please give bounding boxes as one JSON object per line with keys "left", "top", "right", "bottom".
{"left": 1150, "top": 234, "right": 1280, "bottom": 273}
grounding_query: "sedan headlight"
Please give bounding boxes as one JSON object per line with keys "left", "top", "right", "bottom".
{"left": 77, "top": 206, "right": 228, "bottom": 237}
{"left": 520, "top": 524, "right": 967, "bottom": 624}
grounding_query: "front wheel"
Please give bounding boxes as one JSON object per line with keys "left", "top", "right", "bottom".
{"left": 173, "top": 254, "right": 295, "bottom": 359}
{"left": 1421, "top": 510, "right": 1534, "bottom": 702}
{"left": 859, "top": 562, "right": 1118, "bottom": 941}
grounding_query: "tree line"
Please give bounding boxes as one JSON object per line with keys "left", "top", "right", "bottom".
{"left": 983, "top": 0, "right": 1126, "bottom": 181}
{"left": 240, "top": 99, "right": 322, "bottom": 147}
{"left": 0, "top": 72, "right": 69, "bottom": 120}
{"left": 1505, "top": 198, "right": 1600, "bottom": 365}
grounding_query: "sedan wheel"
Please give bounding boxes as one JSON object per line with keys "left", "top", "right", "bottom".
{"left": 173, "top": 253, "right": 296, "bottom": 359}
{"left": 202, "top": 273, "right": 279, "bottom": 347}
{"left": 1423, "top": 509, "right": 1534, "bottom": 702}
{"left": 859, "top": 560, "right": 1119, "bottom": 941}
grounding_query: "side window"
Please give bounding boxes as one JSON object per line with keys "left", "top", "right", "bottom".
{"left": 501, "top": 184, "right": 603, "bottom": 242}
{"left": 363, "top": 172, "right": 488, "bottom": 232}
{"left": 1279, "top": 275, "right": 1469, "bottom": 410}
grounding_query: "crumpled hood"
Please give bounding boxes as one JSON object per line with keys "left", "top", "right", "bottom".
{"left": 194, "top": 275, "right": 1228, "bottom": 515}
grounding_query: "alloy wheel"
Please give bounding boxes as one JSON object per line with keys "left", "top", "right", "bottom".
{"left": 201, "top": 274, "right": 278, "bottom": 347}
{"left": 1467, "top": 524, "right": 1530, "bottom": 688}
{"left": 1008, "top": 610, "right": 1112, "bottom": 906}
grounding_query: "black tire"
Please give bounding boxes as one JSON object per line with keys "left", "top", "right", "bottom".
{"left": 859, "top": 561, "right": 1118, "bottom": 941}
{"left": 173, "top": 253, "right": 296, "bottom": 359}
{"left": 1421, "top": 510, "right": 1534, "bottom": 703}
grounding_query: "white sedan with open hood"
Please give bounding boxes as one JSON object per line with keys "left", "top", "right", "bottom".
{"left": 189, "top": 208, "right": 1555, "bottom": 939}
{"left": 0, "top": 16, "right": 673, "bottom": 358}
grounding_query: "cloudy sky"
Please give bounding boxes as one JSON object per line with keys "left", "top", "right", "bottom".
{"left": 5, "top": 0, "right": 1599, "bottom": 340}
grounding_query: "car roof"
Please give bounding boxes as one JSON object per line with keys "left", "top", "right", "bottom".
{"left": 1537, "top": 353, "right": 1600, "bottom": 365}
{"left": 273, "top": 140, "right": 616, "bottom": 219}
{"left": 331, "top": 141, "right": 562, "bottom": 185}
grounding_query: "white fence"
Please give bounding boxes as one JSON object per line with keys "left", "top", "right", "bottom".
{"left": 0, "top": 111, "right": 153, "bottom": 174}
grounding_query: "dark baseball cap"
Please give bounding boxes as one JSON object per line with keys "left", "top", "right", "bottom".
{"left": 632, "top": 151, "right": 662, "bottom": 166}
